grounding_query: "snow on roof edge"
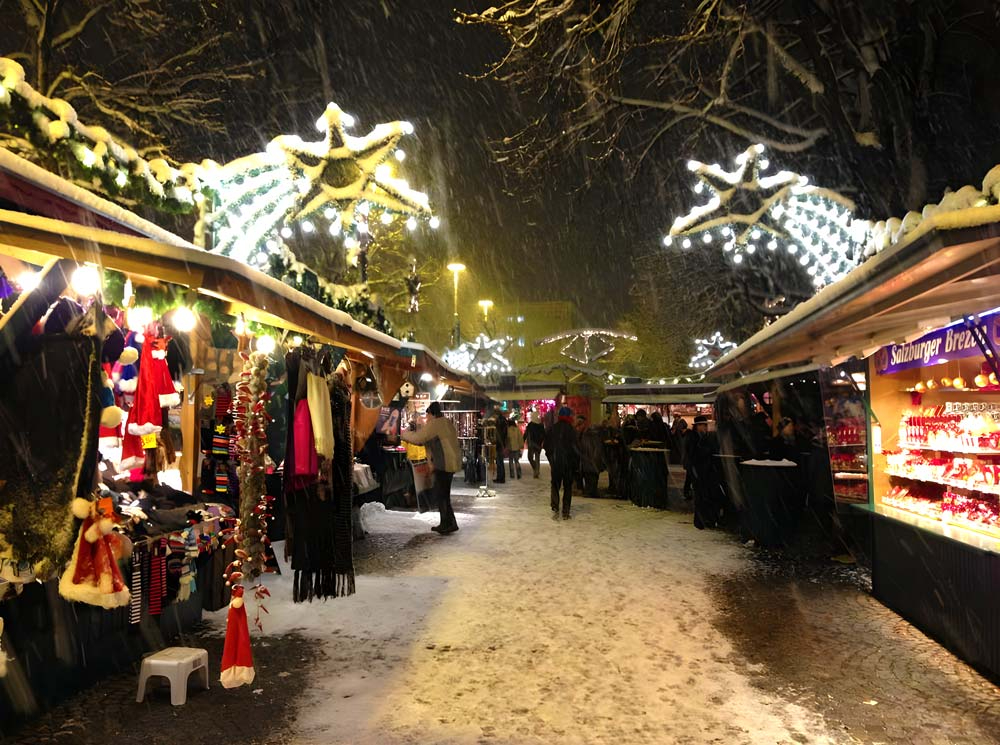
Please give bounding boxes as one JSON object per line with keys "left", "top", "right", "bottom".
{"left": 0, "top": 147, "right": 195, "bottom": 249}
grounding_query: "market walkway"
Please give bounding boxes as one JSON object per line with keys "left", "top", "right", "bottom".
{"left": 8, "top": 465, "right": 1000, "bottom": 745}
{"left": 260, "top": 466, "right": 1000, "bottom": 745}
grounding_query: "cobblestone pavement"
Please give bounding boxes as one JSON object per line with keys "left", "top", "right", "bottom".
{"left": 6, "top": 465, "right": 1000, "bottom": 744}
{"left": 711, "top": 552, "right": 1000, "bottom": 744}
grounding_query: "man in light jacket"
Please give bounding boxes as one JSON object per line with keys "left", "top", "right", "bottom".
{"left": 401, "top": 401, "right": 462, "bottom": 534}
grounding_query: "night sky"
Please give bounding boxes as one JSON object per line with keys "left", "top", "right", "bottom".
{"left": 229, "top": 0, "right": 646, "bottom": 326}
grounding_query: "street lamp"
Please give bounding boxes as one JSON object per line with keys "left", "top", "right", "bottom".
{"left": 478, "top": 299, "right": 494, "bottom": 321}
{"left": 446, "top": 262, "right": 465, "bottom": 346}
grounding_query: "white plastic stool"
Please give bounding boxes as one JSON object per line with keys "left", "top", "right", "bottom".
{"left": 136, "top": 647, "right": 210, "bottom": 705}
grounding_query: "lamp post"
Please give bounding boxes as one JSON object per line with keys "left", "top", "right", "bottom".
{"left": 446, "top": 262, "right": 465, "bottom": 346}
{"left": 478, "top": 299, "right": 493, "bottom": 321}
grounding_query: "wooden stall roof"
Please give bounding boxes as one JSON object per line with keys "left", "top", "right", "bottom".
{"left": 710, "top": 210, "right": 1000, "bottom": 378}
{"left": 0, "top": 148, "right": 472, "bottom": 380}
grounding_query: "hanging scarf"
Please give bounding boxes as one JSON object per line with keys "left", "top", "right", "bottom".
{"left": 284, "top": 350, "right": 354, "bottom": 601}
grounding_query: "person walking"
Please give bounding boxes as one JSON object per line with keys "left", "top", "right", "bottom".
{"left": 525, "top": 410, "right": 545, "bottom": 478}
{"left": 507, "top": 414, "right": 524, "bottom": 479}
{"left": 400, "top": 402, "right": 462, "bottom": 534}
{"left": 493, "top": 409, "right": 509, "bottom": 483}
{"left": 545, "top": 406, "right": 579, "bottom": 518}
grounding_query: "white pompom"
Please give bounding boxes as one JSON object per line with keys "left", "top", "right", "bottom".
{"left": 84, "top": 523, "right": 102, "bottom": 543}
{"left": 71, "top": 498, "right": 92, "bottom": 519}
{"left": 99, "top": 518, "right": 114, "bottom": 535}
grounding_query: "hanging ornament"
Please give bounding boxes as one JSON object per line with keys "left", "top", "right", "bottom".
{"left": 535, "top": 328, "right": 637, "bottom": 365}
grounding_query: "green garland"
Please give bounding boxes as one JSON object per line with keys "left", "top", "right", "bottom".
{"left": 267, "top": 254, "right": 395, "bottom": 337}
{"left": 0, "top": 90, "right": 199, "bottom": 215}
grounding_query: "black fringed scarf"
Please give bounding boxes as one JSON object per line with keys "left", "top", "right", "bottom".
{"left": 284, "top": 349, "right": 355, "bottom": 602}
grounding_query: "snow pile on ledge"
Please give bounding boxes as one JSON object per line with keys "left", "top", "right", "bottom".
{"left": 863, "top": 164, "right": 1000, "bottom": 256}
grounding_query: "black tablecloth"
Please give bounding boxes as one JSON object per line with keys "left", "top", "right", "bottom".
{"left": 628, "top": 448, "right": 670, "bottom": 509}
{"left": 737, "top": 462, "right": 802, "bottom": 548}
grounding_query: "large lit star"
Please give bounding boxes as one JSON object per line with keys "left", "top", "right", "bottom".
{"left": 535, "top": 328, "right": 637, "bottom": 365}
{"left": 198, "top": 103, "right": 431, "bottom": 266}
{"left": 690, "top": 332, "right": 738, "bottom": 370}
{"left": 444, "top": 334, "right": 513, "bottom": 379}
{"left": 665, "top": 144, "right": 864, "bottom": 287}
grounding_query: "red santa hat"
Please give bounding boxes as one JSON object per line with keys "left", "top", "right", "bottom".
{"left": 120, "top": 332, "right": 182, "bottom": 471}
{"left": 220, "top": 585, "right": 255, "bottom": 688}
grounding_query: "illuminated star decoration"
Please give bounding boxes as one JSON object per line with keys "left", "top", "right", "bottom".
{"left": 443, "top": 334, "right": 513, "bottom": 379}
{"left": 665, "top": 144, "right": 868, "bottom": 288}
{"left": 197, "top": 103, "right": 432, "bottom": 267}
{"left": 689, "top": 332, "right": 738, "bottom": 370}
{"left": 536, "top": 329, "right": 638, "bottom": 365}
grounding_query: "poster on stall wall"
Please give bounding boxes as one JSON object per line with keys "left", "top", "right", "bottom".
{"left": 375, "top": 405, "right": 402, "bottom": 439}
{"left": 875, "top": 312, "right": 1000, "bottom": 375}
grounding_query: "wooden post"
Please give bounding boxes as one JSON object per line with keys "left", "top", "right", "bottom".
{"left": 179, "top": 316, "right": 207, "bottom": 493}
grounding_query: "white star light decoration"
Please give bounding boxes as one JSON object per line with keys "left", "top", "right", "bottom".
{"left": 690, "top": 332, "right": 738, "bottom": 370}
{"left": 197, "top": 102, "right": 433, "bottom": 266}
{"left": 665, "top": 144, "right": 868, "bottom": 287}
{"left": 443, "top": 334, "right": 513, "bottom": 379}
{"left": 536, "top": 328, "right": 638, "bottom": 365}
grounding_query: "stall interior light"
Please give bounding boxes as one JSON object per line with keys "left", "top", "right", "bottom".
{"left": 419, "top": 372, "right": 434, "bottom": 382}
{"left": 171, "top": 306, "right": 197, "bottom": 333}
{"left": 70, "top": 265, "right": 102, "bottom": 297}
{"left": 16, "top": 270, "right": 40, "bottom": 291}
{"left": 255, "top": 335, "right": 276, "bottom": 355}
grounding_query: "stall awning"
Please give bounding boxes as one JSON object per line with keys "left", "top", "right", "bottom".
{"left": 490, "top": 387, "right": 562, "bottom": 401}
{"left": 603, "top": 393, "right": 717, "bottom": 405}
{"left": 602, "top": 381, "right": 717, "bottom": 404}
{"left": 710, "top": 210, "right": 1000, "bottom": 377}
{"left": 712, "top": 364, "right": 820, "bottom": 394}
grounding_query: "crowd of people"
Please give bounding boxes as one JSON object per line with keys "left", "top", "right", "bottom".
{"left": 398, "top": 401, "right": 739, "bottom": 533}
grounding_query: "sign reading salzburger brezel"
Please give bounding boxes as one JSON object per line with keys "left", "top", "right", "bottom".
{"left": 875, "top": 313, "right": 1000, "bottom": 375}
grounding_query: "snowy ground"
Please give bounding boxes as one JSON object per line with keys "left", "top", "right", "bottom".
{"left": 204, "top": 463, "right": 852, "bottom": 745}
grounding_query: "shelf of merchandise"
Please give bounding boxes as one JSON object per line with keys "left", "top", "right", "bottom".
{"left": 884, "top": 468, "right": 1000, "bottom": 496}
{"left": 898, "top": 441, "right": 1000, "bottom": 455}
{"left": 828, "top": 442, "right": 866, "bottom": 447}
{"left": 872, "top": 502, "right": 1000, "bottom": 552}
{"left": 833, "top": 472, "right": 869, "bottom": 480}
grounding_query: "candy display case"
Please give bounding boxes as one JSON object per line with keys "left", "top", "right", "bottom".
{"left": 818, "top": 363, "right": 870, "bottom": 508}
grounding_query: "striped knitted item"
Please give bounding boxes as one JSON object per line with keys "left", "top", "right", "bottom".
{"left": 129, "top": 546, "right": 143, "bottom": 625}
{"left": 212, "top": 433, "right": 229, "bottom": 456}
{"left": 215, "top": 388, "right": 232, "bottom": 420}
{"left": 216, "top": 463, "right": 229, "bottom": 494}
{"left": 149, "top": 539, "right": 166, "bottom": 616}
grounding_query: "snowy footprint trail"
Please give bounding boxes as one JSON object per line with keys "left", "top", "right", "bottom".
{"left": 210, "top": 467, "right": 834, "bottom": 744}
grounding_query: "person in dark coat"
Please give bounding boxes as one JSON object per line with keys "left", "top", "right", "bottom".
{"left": 493, "top": 410, "right": 509, "bottom": 483}
{"left": 688, "top": 415, "right": 722, "bottom": 529}
{"left": 524, "top": 411, "right": 546, "bottom": 478}
{"left": 577, "top": 423, "right": 605, "bottom": 498}
{"left": 648, "top": 411, "right": 670, "bottom": 444}
{"left": 545, "top": 406, "right": 579, "bottom": 518}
